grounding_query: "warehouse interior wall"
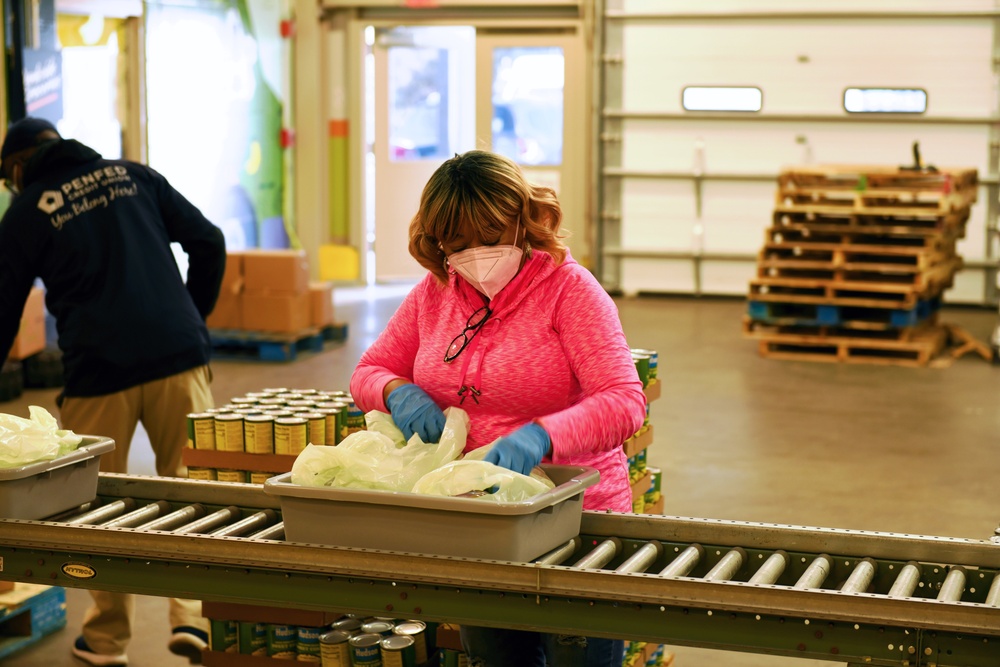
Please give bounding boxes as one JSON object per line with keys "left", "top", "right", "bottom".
{"left": 600, "top": 0, "right": 1000, "bottom": 306}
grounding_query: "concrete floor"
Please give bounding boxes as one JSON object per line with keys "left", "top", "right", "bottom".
{"left": 3, "top": 288, "right": 999, "bottom": 667}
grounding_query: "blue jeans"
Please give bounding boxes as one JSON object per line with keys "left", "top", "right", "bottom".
{"left": 460, "top": 626, "right": 625, "bottom": 667}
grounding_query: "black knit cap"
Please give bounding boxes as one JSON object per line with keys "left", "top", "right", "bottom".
{"left": 1, "top": 117, "right": 60, "bottom": 160}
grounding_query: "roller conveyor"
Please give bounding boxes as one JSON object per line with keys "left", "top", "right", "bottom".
{"left": 1, "top": 474, "right": 999, "bottom": 667}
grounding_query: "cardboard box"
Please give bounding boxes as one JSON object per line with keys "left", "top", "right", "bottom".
{"left": 8, "top": 287, "right": 45, "bottom": 360}
{"left": 308, "top": 281, "right": 335, "bottom": 328}
{"left": 206, "top": 293, "right": 242, "bottom": 330}
{"left": 241, "top": 291, "right": 310, "bottom": 333}
{"left": 219, "top": 252, "right": 245, "bottom": 298}
{"left": 242, "top": 250, "right": 309, "bottom": 295}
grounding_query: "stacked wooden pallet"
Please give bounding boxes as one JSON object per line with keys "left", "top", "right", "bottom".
{"left": 744, "top": 164, "right": 978, "bottom": 367}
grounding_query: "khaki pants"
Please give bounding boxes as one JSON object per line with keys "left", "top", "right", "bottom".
{"left": 60, "top": 365, "right": 214, "bottom": 656}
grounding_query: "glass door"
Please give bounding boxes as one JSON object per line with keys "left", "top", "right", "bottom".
{"left": 477, "top": 30, "right": 588, "bottom": 266}
{"left": 370, "top": 26, "right": 475, "bottom": 283}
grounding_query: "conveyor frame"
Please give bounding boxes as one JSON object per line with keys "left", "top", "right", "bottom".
{"left": 0, "top": 474, "right": 998, "bottom": 667}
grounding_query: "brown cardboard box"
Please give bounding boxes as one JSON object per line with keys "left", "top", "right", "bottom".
{"left": 242, "top": 249, "right": 309, "bottom": 295}
{"left": 8, "top": 287, "right": 46, "bottom": 360}
{"left": 0, "top": 581, "right": 14, "bottom": 593}
{"left": 308, "top": 281, "right": 335, "bottom": 328}
{"left": 241, "top": 291, "right": 310, "bottom": 333}
{"left": 219, "top": 251, "right": 245, "bottom": 298}
{"left": 206, "top": 293, "right": 242, "bottom": 330}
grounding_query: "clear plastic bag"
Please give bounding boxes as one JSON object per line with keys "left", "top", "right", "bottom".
{"left": 0, "top": 405, "right": 83, "bottom": 469}
{"left": 411, "top": 459, "right": 555, "bottom": 503}
{"left": 290, "top": 407, "right": 469, "bottom": 491}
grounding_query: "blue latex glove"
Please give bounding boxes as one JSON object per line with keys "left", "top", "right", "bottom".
{"left": 483, "top": 423, "right": 551, "bottom": 476}
{"left": 385, "top": 383, "right": 446, "bottom": 443}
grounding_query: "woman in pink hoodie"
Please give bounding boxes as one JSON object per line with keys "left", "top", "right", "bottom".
{"left": 350, "top": 150, "right": 646, "bottom": 667}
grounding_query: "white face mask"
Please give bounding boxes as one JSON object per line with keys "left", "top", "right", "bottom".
{"left": 448, "top": 226, "right": 524, "bottom": 300}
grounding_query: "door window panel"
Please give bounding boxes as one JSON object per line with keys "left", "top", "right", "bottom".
{"left": 388, "top": 47, "right": 450, "bottom": 161}
{"left": 491, "top": 47, "right": 564, "bottom": 166}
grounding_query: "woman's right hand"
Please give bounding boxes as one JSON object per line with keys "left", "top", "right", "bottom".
{"left": 385, "top": 383, "right": 446, "bottom": 443}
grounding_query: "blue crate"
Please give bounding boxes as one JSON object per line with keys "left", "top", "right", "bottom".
{"left": 210, "top": 323, "right": 349, "bottom": 362}
{"left": 0, "top": 586, "right": 67, "bottom": 660}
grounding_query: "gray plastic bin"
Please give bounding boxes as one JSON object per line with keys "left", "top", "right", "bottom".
{"left": 0, "top": 436, "right": 114, "bottom": 519}
{"left": 263, "top": 464, "right": 599, "bottom": 561}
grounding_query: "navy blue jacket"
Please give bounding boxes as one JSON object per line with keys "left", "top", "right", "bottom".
{"left": 0, "top": 139, "right": 226, "bottom": 396}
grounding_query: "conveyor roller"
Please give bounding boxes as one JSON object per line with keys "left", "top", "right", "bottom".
{"left": 1, "top": 473, "right": 998, "bottom": 667}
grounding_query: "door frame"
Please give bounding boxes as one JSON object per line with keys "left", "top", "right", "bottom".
{"left": 343, "top": 8, "right": 593, "bottom": 284}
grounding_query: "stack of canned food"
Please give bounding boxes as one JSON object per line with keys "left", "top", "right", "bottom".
{"left": 186, "top": 387, "right": 366, "bottom": 482}
{"left": 208, "top": 614, "right": 436, "bottom": 666}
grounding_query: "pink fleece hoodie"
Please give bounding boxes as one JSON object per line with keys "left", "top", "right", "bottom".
{"left": 350, "top": 250, "right": 646, "bottom": 512}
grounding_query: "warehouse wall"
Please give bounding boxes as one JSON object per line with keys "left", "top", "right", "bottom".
{"left": 600, "top": 0, "right": 999, "bottom": 304}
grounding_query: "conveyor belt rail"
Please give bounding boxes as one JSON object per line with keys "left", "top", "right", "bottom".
{"left": 1, "top": 474, "right": 998, "bottom": 667}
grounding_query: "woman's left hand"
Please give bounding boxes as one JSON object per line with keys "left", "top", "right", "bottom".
{"left": 484, "top": 423, "right": 551, "bottom": 476}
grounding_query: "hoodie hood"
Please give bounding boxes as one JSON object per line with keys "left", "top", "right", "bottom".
{"left": 23, "top": 139, "right": 103, "bottom": 189}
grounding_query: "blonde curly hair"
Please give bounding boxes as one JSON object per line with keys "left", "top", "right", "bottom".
{"left": 408, "top": 150, "right": 567, "bottom": 284}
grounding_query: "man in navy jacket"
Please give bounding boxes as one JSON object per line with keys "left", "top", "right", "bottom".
{"left": 0, "top": 117, "right": 226, "bottom": 666}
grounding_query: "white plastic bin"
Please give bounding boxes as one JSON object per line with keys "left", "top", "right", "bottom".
{"left": 263, "top": 464, "right": 599, "bottom": 561}
{"left": 0, "top": 436, "right": 114, "bottom": 519}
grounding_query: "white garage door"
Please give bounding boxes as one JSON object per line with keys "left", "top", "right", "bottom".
{"left": 599, "top": 0, "right": 999, "bottom": 305}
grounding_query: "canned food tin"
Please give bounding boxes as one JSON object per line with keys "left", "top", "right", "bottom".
{"left": 360, "top": 621, "right": 394, "bottom": 637}
{"left": 264, "top": 409, "right": 295, "bottom": 418}
{"left": 259, "top": 397, "right": 288, "bottom": 408}
{"left": 277, "top": 392, "right": 303, "bottom": 401}
{"left": 291, "top": 388, "right": 318, "bottom": 395}
{"left": 274, "top": 417, "right": 309, "bottom": 456}
{"left": 230, "top": 396, "right": 258, "bottom": 406}
{"left": 216, "top": 469, "right": 249, "bottom": 484}
{"left": 345, "top": 401, "right": 365, "bottom": 435}
{"left": 244, "top": 414, "right": 276, "bottom": 454}
{"left": 379, "top": 635, "right": 416, "bottom": 667}
{"left": 268, "top": 624, "right": 298, "bottom": 659}
{"left": 391, "top": 622, "right": 427, "bottom": 664}
{"left": 331, "top": 617, "right": 363, "bottom": 635}
{"left": 636, "top": 448, "right": 647, "bottom": 474}
{"left": 348, "top": 633, "right": 383, "bottom": 666}
{"left": 250, "top": 471, "right": 273, "bottom": 485}
{"left": 312, "top": 408, "right": 340, "bottom": 446}
{"left": 246, "top": 391, "right": 275, "bottom": 399}
{"left": 297, "top": 412, "right": 326, "bottom": 447}
{"left": 632, "top": 495, "right": 646, "bottom": 514}
{"left": 214, "top": 413, "right": 245, "bottom": 452}
{"left": 238, "top": 621, "right": 268, "bottom": 656}
{"left": 296, "top": 626, "right": 323, "bottom": 662}
{"left": 233, "top": 407, "right": 264, "bottom": 416}
{"left": 187, "top": 413, "right": 216, "bottom": 450}
{"left": 631, "top": 348, "right": 658, "bottom": 379}
{"left": 320, "top": 630, "right": 352, "bottom": 667}
{"left": 210, "top": 619, "right": 238, "bottom": 652}
{"left": 316, "top": 402, "right": 349, "bottom": 443}
{"left": 287, "top": 399, "right": 318, "bottom": 410}
{"left": 631, "top": 351, "right": 650, "bottom": 388}
{"left": 186, "top": 467, "right": 217, "bottom": 481}
{"left": 263, "top": 387, "right": 290, "bottom": 394}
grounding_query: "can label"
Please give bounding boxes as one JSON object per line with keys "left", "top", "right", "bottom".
{"left": 187, "top": 467, "right": 217, "bottom": 481}
{"left": 216, "top": 469, "right": 248, "bottom": 484}
{"left": 268, "top": 624, "right": 298, "bottom": 658}
{"left": 239, "top": 621, "right": 268, "bottom": 656}
{"left": 320, "top": 630, "right": 352, "bottom": 667}
{"left": 380, "top": 636, "right": 416, "bottom": 667}
{"left": 298, "top": 413, "right": 326, "bottom": 447}
{"left": 297, "top": 626, "right": 322, "bottom": 661}
{"left": 188, "top": 413, "right": 216, "bottom": 450}
{"left": 214, "top": 414, "right": 245, "bottom": 452}
{"left": 210, "top": 619, "right": 238, "bottom": 653}
{"left": 345, "top": 401, "right": 365, "bottom": 435}
{"left": 349, "top": 634, "right": 383, "bottom": 666}
{"left": 391, "top": 622, "right": 426, "bottom": 664}
{"left": 274, "top": 418, "right": 308, "bottom": 455}
{"left": 244, "top": 416, "right": 275, "bottom": 454}
{"left": 250, "top": 471, "right": 273, "bottom": 485}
